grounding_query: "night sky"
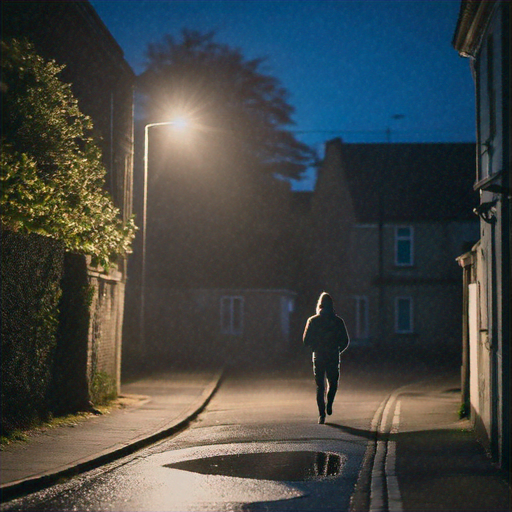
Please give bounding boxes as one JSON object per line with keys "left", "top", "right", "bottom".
{"left": 90, "top": 0, "right": 475, "bottom": 190}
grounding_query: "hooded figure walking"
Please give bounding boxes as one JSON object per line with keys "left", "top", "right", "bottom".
{"left": 303, "top": 292, "right": 350, "bottom": 424}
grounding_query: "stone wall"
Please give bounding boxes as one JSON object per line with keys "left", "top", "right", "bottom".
{"left": 87, "top": 269, "right": 125, "bottom": 398}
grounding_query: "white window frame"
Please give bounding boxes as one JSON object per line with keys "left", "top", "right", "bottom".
{"left": 395, "top": 296, "right": 414, "bottom": 334}
{"left": 354, "top": 296, "right": 369, "bottom": 339}
{"left": 220, "top": 296, "right": 244, "bottom": 335}
{"left": 395, "top": 226, "right": 414, "bottom": 267}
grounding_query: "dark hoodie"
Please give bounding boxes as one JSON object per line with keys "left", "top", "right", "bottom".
{"left": 303, "top": 304, "right": 350, "bottom": 357}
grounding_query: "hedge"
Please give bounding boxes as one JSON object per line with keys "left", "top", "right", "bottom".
{"left": 1, "top": 229, "right": 64, "bottom": 432}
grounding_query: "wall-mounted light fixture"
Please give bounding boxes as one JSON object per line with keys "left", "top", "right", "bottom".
{"left": 473, "top": 200, "right": 498, "bottom": 224}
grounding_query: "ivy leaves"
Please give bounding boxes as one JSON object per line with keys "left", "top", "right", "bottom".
{"left": 1, "top": 39, "right": 136, "bottom": 268}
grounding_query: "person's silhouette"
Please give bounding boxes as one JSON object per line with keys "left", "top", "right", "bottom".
{"left": 303, "top": 292, "right": 350, "bottom": 424}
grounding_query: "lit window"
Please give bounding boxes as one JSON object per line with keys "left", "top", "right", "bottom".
{"left": 220, "top": 296, "right": 244, "bottom": 335}
{"left": 395, "top": 297, "right": 413, "bottom": 334}
{"left": 395, "top": 226, "right": 414, "bottom": 266}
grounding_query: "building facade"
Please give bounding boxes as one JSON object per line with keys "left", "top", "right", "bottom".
{"left": 145, "top": 287, "right": 297, "bottom": 368}
{"left": 309, "top": 139, "right": 479, "bottom": 361}
{"left": 453, "top": 0, "right": 511, "bottom": 471}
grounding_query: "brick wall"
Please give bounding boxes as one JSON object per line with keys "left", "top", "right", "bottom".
{"left": 87, "top": 269, "right": 125, "bottom": 395}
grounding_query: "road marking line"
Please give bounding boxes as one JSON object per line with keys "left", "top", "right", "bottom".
{"left": 369, "top": 394, "right": 405, "bottom": 512}
{"left": 359, "top": 380, "right": 432, "bottom": 512}
{"left": 379, "top": 395, "right": 396, "bottom": 433}
{"left": 386, "top": 400, "right": 403, "bottom": 512}
{"left": 370, "top": 440, "right": 387, "bottom": 512}
{"left": 391, "top": 399, "right": 401, "bottom": 434}
{"left": 370, "top": 393, "right": 396, "bottom": 512}
{"left": 350, "top": 396, "right": 389, "bottom": 512}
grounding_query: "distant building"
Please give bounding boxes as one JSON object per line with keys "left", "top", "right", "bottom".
{"left": 3, "top": 1, "right": 135, "bottom": 401}
{"left": 308, "top": 139, "right": 479, "bottom": 359}
{"left": 453, "top": 0, "right": 511, "bottom": 471}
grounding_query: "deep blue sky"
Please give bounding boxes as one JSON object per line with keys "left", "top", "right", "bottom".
{"left": 91, "top": 0, "right": 475, "bottom": 189}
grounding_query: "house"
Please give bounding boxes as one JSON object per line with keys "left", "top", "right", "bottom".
{"left": 453, "top": 0, "right": 511, "bottom": 471}
{"left": 3, "top": 1, "right": 135, "bottom": 404}
{"left": 308, "top": 139, "right": 479, "bottom": 361}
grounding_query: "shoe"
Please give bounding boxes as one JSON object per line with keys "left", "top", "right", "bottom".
{"left": 318, "top": 415, "right": 325, "bottom": 424}
{"left": 326, "top": 403, "right": 333, "bottom": 415}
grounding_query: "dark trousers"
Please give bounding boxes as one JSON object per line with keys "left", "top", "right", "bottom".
{"left": 313, "top": 355, "right": 340, "bottom": 416}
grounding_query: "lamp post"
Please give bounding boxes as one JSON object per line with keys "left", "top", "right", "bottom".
{"left": 140, "top": 120, "right": 187, "bottom": 355}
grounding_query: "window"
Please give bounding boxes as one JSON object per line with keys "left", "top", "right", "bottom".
{"left": 395, "top": 226, "right": 414, "bottom": 266}
{"left": 395, "top": 297, "right": 413, "bottom": 334}
{"left": 220, "top": 296, "right": 244, "bottom": 335}
{"left": 354, "top": 296, "right": 369, "bottom": 339}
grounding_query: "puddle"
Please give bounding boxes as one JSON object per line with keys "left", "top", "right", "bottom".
{"left": 165, "top": 451, "right": 343, "bottom": 481}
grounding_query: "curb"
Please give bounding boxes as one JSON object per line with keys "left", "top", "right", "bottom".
{"left": 0, "top": 369, "right": 224, "bottom": 503}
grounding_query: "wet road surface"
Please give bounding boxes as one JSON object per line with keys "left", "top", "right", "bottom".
{"left": 1, "top": 355, "right": 422, "bottom": 511}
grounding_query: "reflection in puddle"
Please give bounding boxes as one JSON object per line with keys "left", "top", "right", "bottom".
{"left": 165, "top": 451, "right": 343, "bottom": 481}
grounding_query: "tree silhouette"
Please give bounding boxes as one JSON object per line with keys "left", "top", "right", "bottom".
{"left": 138, "top": 29, "right": 314, "bottom": 180}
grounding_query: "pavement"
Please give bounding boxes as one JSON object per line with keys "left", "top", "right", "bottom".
{"left": 0, "top": 368, "right": 224, "bottom": 502}
{"left": 392, "top": 376, "right": 511, "bottom": 512}
{"left": 1, "top": 364, "right": 511, "bottom": 511}
{"left": 348, "top": 371, "right": 511, "bottom": 512}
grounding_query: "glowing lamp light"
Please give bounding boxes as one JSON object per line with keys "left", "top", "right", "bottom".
{"left": 171, "top": 116, "right": 188, "bottom": 130}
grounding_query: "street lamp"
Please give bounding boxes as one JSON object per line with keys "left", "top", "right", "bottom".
{"left": 140, "top": 119, "right": 188, "bottom": 355}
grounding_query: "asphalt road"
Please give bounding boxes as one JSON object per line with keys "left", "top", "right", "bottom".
{"left": 1, "top": 352, "right": 434, "bottom": 512}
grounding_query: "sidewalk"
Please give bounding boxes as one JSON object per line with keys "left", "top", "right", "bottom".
{"left": 343, "top": 348, "right": 511, "bottom": 512}
{"left": 391, "top": 374, "right": 511, "bottom": 512}
{"left": 0, "top": 368, "right": 223, "bottom": 502}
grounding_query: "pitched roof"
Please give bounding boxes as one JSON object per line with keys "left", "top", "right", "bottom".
{"left": 319, "top": 140, "right": 478, "bottom": 223}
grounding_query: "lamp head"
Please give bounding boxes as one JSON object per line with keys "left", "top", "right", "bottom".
{"left": 172, "top": 117, "right": 188, "bottom": 130}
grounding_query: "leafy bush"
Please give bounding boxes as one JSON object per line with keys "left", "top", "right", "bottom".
{"left": 49, "top": 254, "right": 93, "bottom": 416}
{"left": 0, "top": 38, "right": 135, "bottom": 268}
{"left": 0, "top": 38, "right": 135, "bottom": 432}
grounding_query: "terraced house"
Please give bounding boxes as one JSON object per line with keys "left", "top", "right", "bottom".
{"left": 453, "top": 0, "right": 511, "bottom": 472}
{"left": 308, "top": 139, "right": 479, "bottom": 360}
